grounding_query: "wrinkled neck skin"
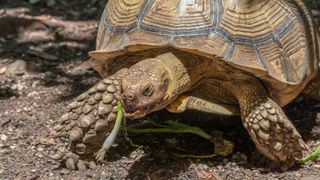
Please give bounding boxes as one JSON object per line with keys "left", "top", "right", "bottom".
{"left": 155, "top": 51, "right": 211, "bottom": 101}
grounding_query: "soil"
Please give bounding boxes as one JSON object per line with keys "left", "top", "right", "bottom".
{"left": 0, "top": 0, "right": 320, "bottom": 179}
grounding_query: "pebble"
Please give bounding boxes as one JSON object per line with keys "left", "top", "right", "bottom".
{"left": 70, "top": 60, "right": 91, "bottom": 75}
{"left": 0, "top": 115, "right": 11, "bottom": 127}
{"left": 0, "top": 65, "right": 6, "bottom": 75}
{"left": 302, "top": 176, "right": 320, "bottom": 180}
{"left": 88, "top": 161, "right": 96, "bottom": 169}
{"left": 39, "top": 138, "right": 55, "bottom": 145}
{"left": 0, "top": 134, "right": 7, "bottom": 141}
{"left": 27, "top": 91, "right": 39, "bottom": 97}
{"left": 11, "top": 82, "right": 25, "bottom": 92}
{"left": 6, "top": 60, "right": 27, "bottom": 76}
{"left": 77, "top": 161, "right": 87, "bottom": 171}
{"left": 35, "top": 152, "right": 44, "bottom": 158}
{"left": 31, "top": 80, "right": 40, "bottom": 89}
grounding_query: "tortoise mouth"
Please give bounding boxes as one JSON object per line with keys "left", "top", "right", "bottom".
{"left": 123, "top": 107, "right": 150, "bottom": 119}
{"left": 121, "top": 95, "right": 164, "bottom": 119}
{"left": 122, "top": 100, "right": 162, "bottom": 119}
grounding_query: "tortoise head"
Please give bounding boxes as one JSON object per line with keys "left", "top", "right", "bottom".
{"left": 121, "top": 57, "right": 172, "bottom": 119}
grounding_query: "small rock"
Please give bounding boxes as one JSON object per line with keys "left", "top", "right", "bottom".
{"left": 60, "top": 169, "right": 70, "bottom": 175}
{"left": 11, "top": 82, "right": 25, "bottom": 93}
{"left": 27, "top": 91, "right": 39, "bottom": 97}
{"left": 88, "top": 161, "right": 96, "bottom": 169}
{"left": 35, "top": 152, "right": 44, "bottom": 158}
{"left": 0, "top": 65, "right": 6, "bottom": 75}
{"left": 23, "top": 107, "right": 31, "bottom": 112}
{"left": 39, "top": 138, "right": 55, "bottom": 145}
{"left": 70, "top": 61, "right": 92, "bottom": 75}
{"left": 31, "top": 80, "right": 40, "bottom": 89}
{"left": 0, "top": 149, "right": 11, "bottom": 154}
{"left": 302, "top": 176, "right": 320, "bottom": 180}
{"left": 0, "top": 115, "right": 11, "bottom": 127}
{"left": 0, "top": 164, "right": 4, "bottom": 174}
{"left": 77, "top": 161, "right": 87, "bottom": 171}
{"left": 0, "top": 134, "right": 7, "bottom": 141}
{"left": 6, "top": 60, "right": 27, "bottom": 76}
{"left": 196, "top": 170, "right": 220, "bottom": 180}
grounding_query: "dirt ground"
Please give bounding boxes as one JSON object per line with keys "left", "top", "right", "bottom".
{"left": 0, "top": 0, "right": 320, "bottom": 179}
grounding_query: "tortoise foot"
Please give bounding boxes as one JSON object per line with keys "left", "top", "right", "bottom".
{"left": 243, "top": 99, "right": 308, "bottom": 170}
{"left": 48, "top": 73, "right": 124, "bottom": 169}
{"left": 251, "top": 150, "right": 298, "bottom": 171}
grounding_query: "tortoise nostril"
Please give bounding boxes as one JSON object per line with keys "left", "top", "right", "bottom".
{"left": 123, "top": 92, "right": 137, "bottom": 113}
{"left": 124, "top": 93, "right": 135, "bottom": 102}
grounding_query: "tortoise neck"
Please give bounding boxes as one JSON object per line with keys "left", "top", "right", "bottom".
{"left": 156, "top": 52, "right": 207, "bottom": 98}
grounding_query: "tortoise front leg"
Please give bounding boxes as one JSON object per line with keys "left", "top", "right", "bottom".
{"left": 230, "top": 79, "right": 308, "bottom": 171}
{"left": 49, "top": 69, "right": 128, "bottom": 170}
{"left": 302, "top": 74, "right": 320, "bottom": 101}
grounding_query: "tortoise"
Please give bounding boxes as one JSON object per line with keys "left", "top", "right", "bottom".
{"left": 49, "top": 0, "right": 320, "bottom": 171}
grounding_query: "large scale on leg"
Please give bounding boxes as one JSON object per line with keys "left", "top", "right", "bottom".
{"left": 49, "top": 0, "right": 320, "bottom": 170}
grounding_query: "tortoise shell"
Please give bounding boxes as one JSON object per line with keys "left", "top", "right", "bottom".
{"left": 89, "top": 0, "right": 319, "bottom": 106}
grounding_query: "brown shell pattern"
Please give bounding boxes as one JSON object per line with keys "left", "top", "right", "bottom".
{"left": 90, "top": 0, "right": 319, "bottom": 105}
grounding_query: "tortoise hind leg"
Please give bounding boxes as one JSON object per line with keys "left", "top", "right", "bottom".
{"left": 302, "top": 74, "right": 320, "bottom": 101}
{"left": 229, "top": 79, "right": 308, "bottom": 171}
{"left": 166, "top": 95, "right": 238, "bottom": 115}
{"left": 166, "top": 80, "right": 239, "bottom": 115}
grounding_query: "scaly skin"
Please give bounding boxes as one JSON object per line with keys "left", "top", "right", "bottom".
{"left": 49, "top": 69, "right": 126, "bottom": 170}
{"left": 49, "top": 51, "right": 316, "bottom": 170}
{"left": 229, "top": 79, "right": 308, "bottom": 171}
{"left": 167, "top": 78, "right": 311, "bottom": 170}
{"left": 49, "top": 52, "right": 207, "bottom": 169}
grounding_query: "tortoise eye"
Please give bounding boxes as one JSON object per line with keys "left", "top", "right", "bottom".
{"left": 142, "top": 84, "right": 154, "bottom": 96}
{"left": 161, "top": 78, "right": 169, "bottom": 91}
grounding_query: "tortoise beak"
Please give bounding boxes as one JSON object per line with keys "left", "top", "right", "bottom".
{"left": 122, "top": 100, "right": 151, "bottom": 119}
{"left": 121, "top": 94, "right": 145, "bottom": 119}
{"left": 122, "top": 90, "right": 137, "bottom": 113}
{"left": 123, "top": 110, "right": 145, "bottom": 119}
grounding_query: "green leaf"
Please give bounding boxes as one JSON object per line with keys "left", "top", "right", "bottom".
{"left": 95, "top": 101, "right": 123, "bottom": 162}
{"left": 299, "top": 145, "right": 320, "bottom": 164}
{"left": 46, "top": 0, "right": 56, "bottom": 7}
{"left": 29, "top": 0, "right": 41, "bottom": 4}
